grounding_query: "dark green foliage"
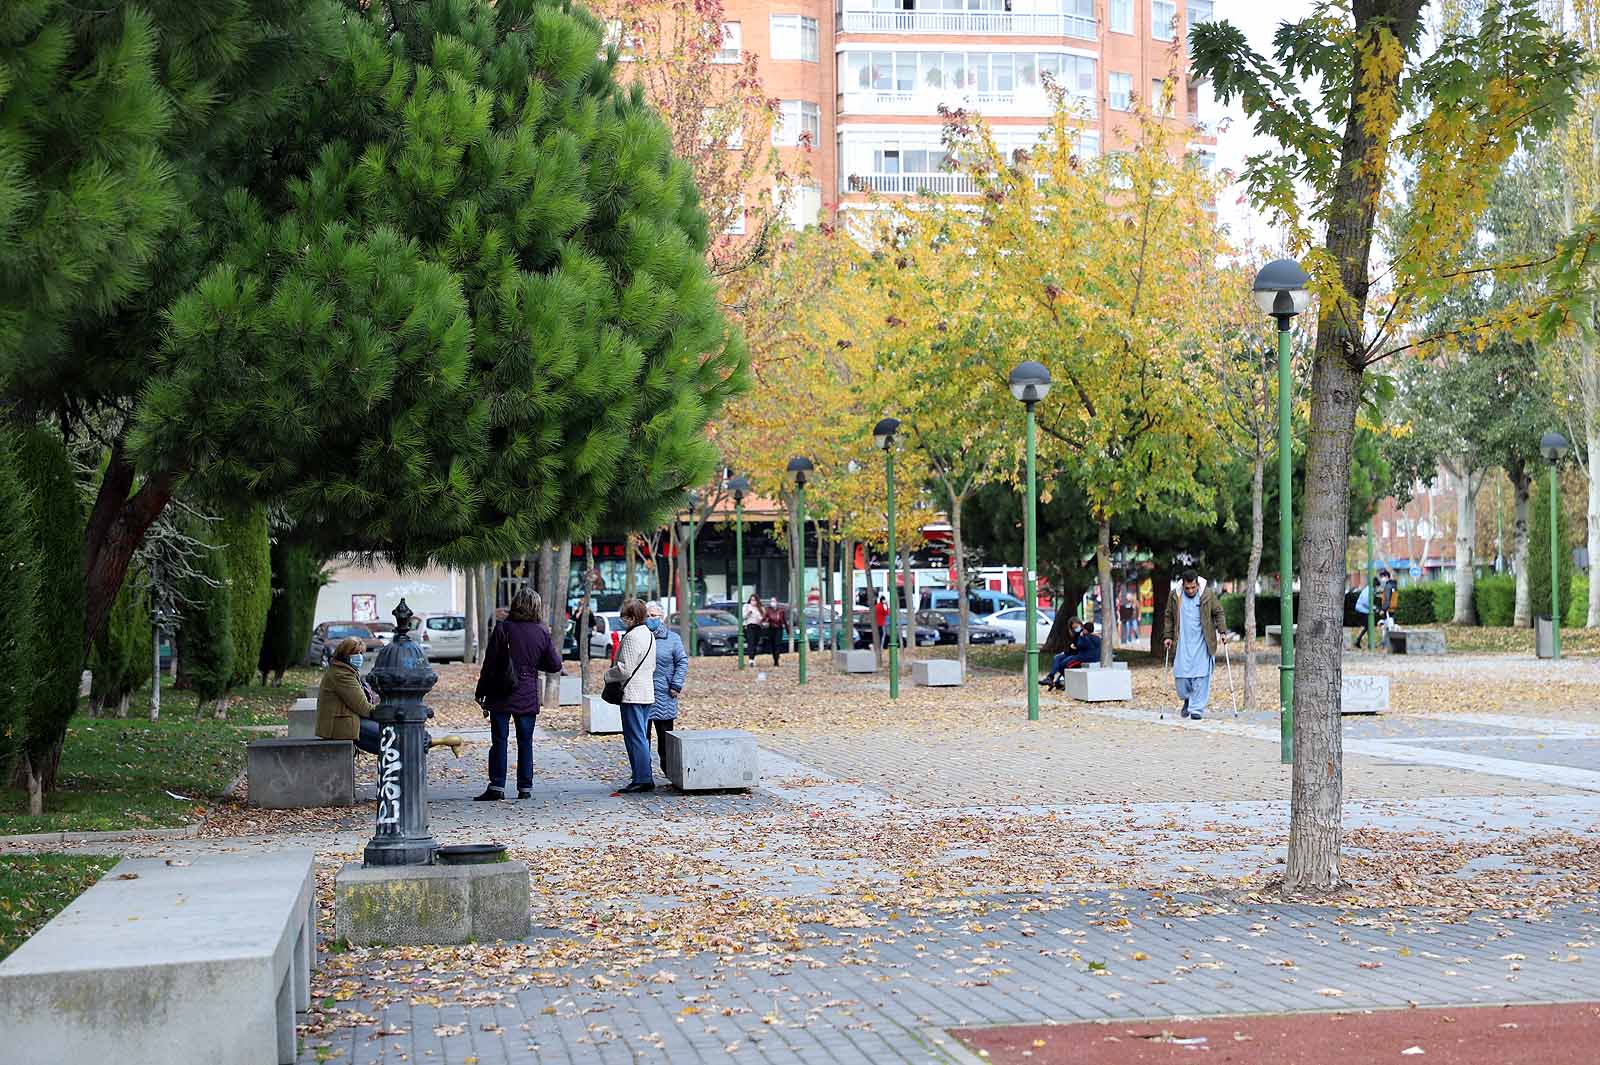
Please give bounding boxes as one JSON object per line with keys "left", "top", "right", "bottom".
{"left": 1221, "top": 593, "right": 1244, "bottom": 635}
{"left": 218, "top": 510, "right": 271, "bottom": 689}
{"left": 0, "top": 428, "right": 38, "bottom": 775}
{"left": 1394, "top": 585, "right": 1437, "bottom": 626}
{"left": 1528, "top": 474, "right": 1572, "bottom": 629}
{"left": 89, "top": 572, "right": 153, "bottom": 715}
{"left": 1429, "top": 581, "right": 1455, "bottom": 625}
{"left": 260, "top": 542, "right": 324, "bottom": 682}
{"left": 1569, "top": 574, "right": 1588, "bottom": 629}
{"left": 290, "top": 556, "right": 326, "bottom": 670}
{"left": 1474, "top": 575, "right": 1516, "bottom": 628}
{"left": 12, "top": 427, "right": 86, "bottom": 787}
{"left": 179, "top": 536, "right": 234, "bottom": 707}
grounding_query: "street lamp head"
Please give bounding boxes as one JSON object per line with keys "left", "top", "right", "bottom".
{"left": 726, "top": 474, "right": 751, "bottom": 501}
{"left": 1541, "top": 431, "right": 1570, "bottom": 465}
{"left": 1251, "top": 258, "right": 1312, "bottom": 320}
{"left": 786, "top": 455, "right": 814, "bottom": 486}
{"left": 1008, "top": 361, "right": 1052, "bottom": 405}
{"left": 872, "top": 416, "right": 901, "bottom": 451}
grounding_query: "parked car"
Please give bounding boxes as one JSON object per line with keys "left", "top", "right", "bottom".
{"left": 802, "top": 605, "right": 845, "bottom": 650}
{"left": 914, "top": 609, "right": 1016, "bottom": 646}
{"left": 976, "top": 607, "right": 1056, "bottom": 644}
{"left": 586, "top": 611, "right": 625, "bottom": 659}
{"left": 368, "top": 621, "right": 396, "bottom": 645}
{"left": 308, "top": 622, "right": 381, "bottom": 667}
{"left": 419, "top": 613, "right": 467, "bottom": 661}
{"left": 920, "top": 588, "right": 1027, "bottom": 617}
{"left": 668, "top": 609, "right": 743, "bottom": 656}
{"left": 848, "top": 609, "right": 940, "bottom": 649}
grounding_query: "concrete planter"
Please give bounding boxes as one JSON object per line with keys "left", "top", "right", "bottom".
{"left": 583, "top": 695, "right": 622, "bottom": 734}
{"left": 1062, "top": 662, "right": 1132, "bottom": 702}
{"left": 833, "top": 649, "right": 877, "bottom": 673}
{"left": 334, "top": 860, "right": 530, "bottom": 947}
{"left": 912, "top": 659, "right": 963, "bottom": 686}
{"left": 662, "top": 729, "right": 759, "bottom": 791}
{"left": 558, "top": 674, "right": 582, "bottom": 706}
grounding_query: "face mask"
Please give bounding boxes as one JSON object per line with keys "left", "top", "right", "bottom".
{"left": 646, "top": 618, "right": 662, "bottom": 632}
{"left": 348, "top": 654, "right": 364, "bottom": 669}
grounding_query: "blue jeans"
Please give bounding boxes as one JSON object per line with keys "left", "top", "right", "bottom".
{"left": 620, "top": 703, "right": 653, "bottom": 785}
{"left": 488, "top": 711, "right": 536, "bottom": 792}
{"left": 355, "top": 717, "right": 382, "bottom": 755}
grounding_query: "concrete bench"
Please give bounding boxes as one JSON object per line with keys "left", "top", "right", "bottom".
{"left": 663, "top": 729, "right": 760, "bottom": 791}
{"left": 286, "top": 697, "right": 318, "bottom": 739}
{"left": 1062, "top": 662, "right": 1132, "bottom": 702}
{"left": 583, "top": 694, "right": 621, "bottom": 734}
{"left": 0, "top": 849, "right": 316, "bottom": 1065}
{"left": 834, "top": 649, "right": 877, "bottom": 673}
{"left": 1390, "top": 628, "right": 1446, "bottom": 655}
{"left": 247, "top": 737, "right": 355, "bottom": 808}
{"left": 559, "top": 674, "right": 581, "bottom": 706}
{"left": 1341, "top": 674, "right": 1389, "bottom": 715}
{"left": 912, "top": 659, "right": 963, "bottom": 686}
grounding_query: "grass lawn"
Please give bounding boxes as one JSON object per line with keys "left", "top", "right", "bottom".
{"left": 0, "top": 853, "right": 118, "bottom": 960}
{"left": 0, "top": 669, "right": 315, "bottom": 836}
{"left": 1433, "top": 625, "right": 1600, "bottom": 655}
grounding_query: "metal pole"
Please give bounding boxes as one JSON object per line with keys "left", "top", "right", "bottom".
{"left": 1551, "top": 462, "right": 1563, "bottom": 660}
{"left": 886, "top": 446, "right": 900, "bottom": 700}
{"left": 150, "top": 615, "right": 162, "bottom": 721}
{"left": 1025, "top": 401, "right": 1040, "bottom": 722}
{"left": 1366, "top": 518, "right": 1376, "bottom": 651}
{"left": 1277, "top": 318, "right": 1294, "bottom": 764}
{"left": 736, "top": 496, "right": 746, "bottom": 669}
{"left": 797, "top": 483, "right": 808, "bottom": 685}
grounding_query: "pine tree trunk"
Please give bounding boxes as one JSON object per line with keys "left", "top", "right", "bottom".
{"left": 1512, "top": 466, "right": 1532, "bottom": 627}
{"left": 625, "top": 533, "right": 638, "bottom": 599}
{"left": 952, "top": 499, "right": 969, "bottom": 675}
{"left": 115, "top": 693, "right": 129, "bottom": 719}
{"left": 82, "top": 444, "right": 175, "bottom": 653}
{"left": 1589, "top": 421, "right": 1600, "bottom": 626}
{"left": 1096, "top": 518, "right": 1114, "bottom": 666}
{"left": 866, "top": 561, "right": 881, "bottom": 668}
{"left": 580, "top": 539, "right": 595, "bottom": 693}
{"left": 546, "top": 540, "right": 572, "bottom": 705}
{"left": 464, "top": 565, "right": 478, "bottom": 663}
{"left": 1452, "top": 465, "right": 1480, "bottom": 626}
{"left": 212, "top": 695, "right": 229, "bottom": 720}
{"left": 25, "top": 759, "right": 43, "bottom": 817}
{"left": 1243, "top": 452, "right": 1266, "bottom": 710}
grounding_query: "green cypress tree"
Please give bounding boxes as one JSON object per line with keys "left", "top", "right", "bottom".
{"left": 10, "top": 427, "right": 86, "bottom": 813}
{"left": 1528, "top": 473, "right": 1573, "bottom": 629}
{"left": 180, "top": 534, "right": 235, "bottom": 717}
{"left": 260, "top": 540, "right": 323, "bottom": 684}
{"left": 219, "top": 509, "right": 272, "bottom": 689}
{"left": 0, "top": 427, "right": 39, "bottom": 780}
{"left": 90, "top": 571, "right": 153, "bottom": 717}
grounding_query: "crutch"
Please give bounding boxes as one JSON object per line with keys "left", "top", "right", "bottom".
{"left": 1221, "top": 635, "right": 1240, "bottom": 718}
{"left": 1160, "top": 642, "right": 1172, "bottom": 719}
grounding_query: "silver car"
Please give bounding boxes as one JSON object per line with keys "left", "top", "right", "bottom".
{"left": 420, "top": 613, "right": 467, "bottom": 661}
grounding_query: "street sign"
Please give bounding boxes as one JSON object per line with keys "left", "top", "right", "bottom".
{"left": 1408, "top": 565, "right": 1422, "bottom": 578}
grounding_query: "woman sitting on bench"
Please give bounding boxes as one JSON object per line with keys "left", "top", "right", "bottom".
{"left": 315, "top": 637, "right": 463, "bottom": 757}
{"left": 1041, "top": 621, "right": 1101, "bottom": 690}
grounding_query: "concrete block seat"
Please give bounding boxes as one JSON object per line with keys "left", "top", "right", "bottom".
{"left": 1389, "top": 628, "right": 1446, "bottom": 655}
{"left": 287, "top": 697, "right": 318, "bottom": 739}
{"left": 583, "top": 694, "right": 622, "bottom": 734}
{"left": 0, "top": 849, "right": 317, "bottom": 1065}
{"left": 662, "top": 729, "right": 759, "bottom": 791}
{"left": 1062, "top": 662, "right": 1132, "bottom": 702}
{"left": 1341, "top": 674, "right": 1389, "bottom": 714}
{"left": 834, "top": 649, "right": 877, "bottom": 673}
{"left": 335, "top": 861, "right": 530, "bottom": 947}
{"left": 247, "top": 737, "right": 355, "bottom": 809}
{"left": 559, "top": 674, "right": 582, "bottom": 706}
{"left": 912, "top": 659, "right": 963, "bottom": 686}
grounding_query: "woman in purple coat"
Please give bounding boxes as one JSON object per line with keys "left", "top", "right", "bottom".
{"left": 474, "top": 587, "right": 563, "bottom": 801}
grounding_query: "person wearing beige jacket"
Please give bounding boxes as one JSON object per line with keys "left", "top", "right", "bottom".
{"left": 315, "top": 637, "right": 463, "bottom": 757}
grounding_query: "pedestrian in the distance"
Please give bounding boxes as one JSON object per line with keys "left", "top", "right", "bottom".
{"left": 742, "top": 593, "right": 763, "bottom": 662}
{"left": 1353, "top": 578, "right": 1375, "bottom": 648}
{"left": 1122, "top": 588, "right": 1140, "bottom": 644}
{"left": 474, "top": 587, "right": 562, "bottom": 801}
{"left": 613, "top": 598, "right": 659, "bottom": 793}
{"left": 762, "top": 596, "right": 787, "bottom": 665}
{"left": 644, "top": 601, "right": 687, "bottom": 776}
{"left": 1162, "top": 568, "right": 1228, "bottom": 721}
{"left": 875, "top": 594, "right": 889, "bottom": 648}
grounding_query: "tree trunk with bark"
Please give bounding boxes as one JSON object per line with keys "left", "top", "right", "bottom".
{"left": 675, "top": 524, "right": 693, "bottom": 652}
{"left": 625, "top": 533, "right": 638, "bottom": 598}
{"left": 545, "top": 539, "right": 572, "bottom": 705}
{"left": 82, "top": 444, "right": 176, "bottom": 653}
{"left": 952, "top": 499, "right": 969, "bottom": 675}
{"left": 899, "top": 535, "right": 915, "bottom": 666}
{"left": 1589, "top": 421, "right": 1600, "bottom": 626}
{"left": 1096, "top": 518, "right": 1114, "bottom": 666}
{"left": 464, "top": 565, "right": 478, "bottom": 663}
{"left": 1243, "top": 453, "right": 1266, "bottom": 710}
{"left": 1511, "top": 463, "right": 1532, "bottom": 627}
{"left": 1450, "top": 464, "right": 1482, "bottom": 625}
{"left": 865, "top": 561, "right": 881, "bottom": 668}
{"left": 579, "top": 539, "right": 595, "bottom": 692}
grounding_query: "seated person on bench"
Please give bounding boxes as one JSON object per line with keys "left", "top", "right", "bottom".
{"left": 316, "top": 637, "right": 463, "bottom": 757}
{"left": 1042, "top": 621, "right": 1101, "bottom": 689}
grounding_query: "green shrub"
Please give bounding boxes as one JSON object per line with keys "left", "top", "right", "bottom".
{"left": 1221, "top": 593, "right": 1244, "bottom": 635}
{"left": 0, "top": 427, "right": 38, "bottom": 778}
{"left": 12, "top": 427, "right": 86, "bottom": 800}
{"left": 89, "top": 572, "right": 153, "bottom": 716}
{"left": 1429, "top": 580, "right": 1456, "bottom": 624}
{"left": 1394, "top": 584, "right": 1436, "bottom": 625}
{"left": 180, "top": 530, "right": 234, "bottom": 714}
{"left": 1218, "top": 591, "right": 1296, "bottom": 636}
{"left": 219, "top": 509, "right": 271, "bottom": 689}
{"left": 1529, "top": 475, "right": 1573, "bottom": 628}
{"left": 1568, "top": 573, "right": 1588, "bottom": 629}
{"left": 1474, "top": 574, "right": 1516, "bottom": 628}
{"left": 259, "top": 541, "right": 323, "bottom": 684}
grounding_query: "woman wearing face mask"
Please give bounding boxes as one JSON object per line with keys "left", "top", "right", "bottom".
{"left": 644, "top": 601, "right": 687, "bottom": 775}
{"left": 315, "top": 636, "right": 464, "bottom": 758}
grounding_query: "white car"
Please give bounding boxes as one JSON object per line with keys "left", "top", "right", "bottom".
{"left": 420, "top": 613, "right": 467, "bottom": 661}
{"left": 586, "top": 612, "right": 625, "bottom": 659}
{"left": 976, "top": 607, "right": 1056, "bottom": 644}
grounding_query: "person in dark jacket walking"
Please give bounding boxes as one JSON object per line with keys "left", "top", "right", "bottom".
{"left": 644, "top": 601, "right": 688, "bottom": 772}
{"left": 475, "top": 588, "right": 563, "bottom": 800}
{"left": 762, "top": 597, "right": 787, "bottom": 665}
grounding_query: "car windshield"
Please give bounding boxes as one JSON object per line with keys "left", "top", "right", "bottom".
{"left": 328, "top": 625, "right": 372, "bottom": 639}
{"left": 699, "top": 611, "right": 738, "bottom": 626}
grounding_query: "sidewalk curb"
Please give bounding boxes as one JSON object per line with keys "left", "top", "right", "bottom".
{"left": 0, "top": 823, "right": 201, "bottom": 849}
{"left": 917, "top": 1026, "right": 991, "bottom": 1064}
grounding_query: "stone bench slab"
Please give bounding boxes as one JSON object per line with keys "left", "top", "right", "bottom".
{"left": 663, "top": 729, "right": 759, "bottom": 791}
{"left": 583, "top": 695, "right": 621, "bottom": 734}
{"left": 559, "top": 674, "right": 581, "bottom": 706}
{"left": 1063, "top": 662, "right": 1132, "bottom": 702}
{"left": 334, "top": 861, "right": 530, "bottom": 947}
{"left": 0, "top": 849, "right": 316, "bottom": 1065}
{"left": 1390, "top": 628, "right": 1446, "bottom": 655}
{"left": 912, "top": 659, "right": 963, "bottom": 686}
{"left": 1341, "top": 674, "right": 1389, "bottom": 715}
{"left": 833, "top": 649, "right": 877, "bottom": 673}
{"left": 247, "top": 738, "right": 354, "bottom": 809}
{"left": 286, "top": 706, "right": 317, "bottom": 739}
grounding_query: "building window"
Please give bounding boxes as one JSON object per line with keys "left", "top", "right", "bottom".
{"left": 715, "top": 22, "right": 741, "bottom": 63}
{"left": 1152, "top": 0, "right": 1175, "bottom": 40}
{"left": 1151, "top": 77, "right": 1173, "bottom": 114}
{"left": 782, "top": 183, "right": 823, "bottom": 228}
{"left": 1190, "top": 0, "right": 1216, "bottom": 25}
{"left": 1110, "top": 0, "right": 1133, "bottom": 33}
{"left": 1107, "top": 152, "right": 1132, "bottom": 190}
{"left": 774, "top": 100, "right": 820, "bottom": 146}
{"left": 1109, "top": 72, "right": 1132, "bottom": 111}
{"left": 770, "top": 15, "right": 819, "bottom": 62}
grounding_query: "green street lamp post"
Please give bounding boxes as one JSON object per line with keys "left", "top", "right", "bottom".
{"left": 788, "top": 457, "right": 815, "bottom": 684}
{"left": 1541, "top": 432, "right": 1569, "bottom": 659}
{"left": 1252, "top": 258, "right": 1310, "bottom": 765}
{"left": 728, "top": 475, "right": 751, "bottom": 669}
{"left": 1009, "top": 361, "right": 1052, "bottom": 722}
{"left": 874, "top": 417, "right": 903, "bottom": 699}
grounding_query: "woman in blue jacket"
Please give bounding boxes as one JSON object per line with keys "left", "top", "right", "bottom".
{"left": 644, "top": 600, "right": 688, "bottom": 772}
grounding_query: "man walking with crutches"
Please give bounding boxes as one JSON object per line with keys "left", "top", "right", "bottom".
{"left": 1162, "top": 568, "right": 1228, "bottom": 722}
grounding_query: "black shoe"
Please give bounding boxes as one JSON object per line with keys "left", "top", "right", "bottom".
{"left": 618, "top": 782, "right": 655, "bottom": 794}
{"left": 473, "top": 788, "right": 504, "bottom": 801}
{"left": 517, "top": 789, "right": 532, "bottom": 799}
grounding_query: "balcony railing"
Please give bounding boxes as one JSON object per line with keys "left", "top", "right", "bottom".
{"left": 838, "top": 87, "right": 1096, "bottom": 117}
{"left": 845, "top": 172, "right": 983, "bottom": 196}
{"left": 839, "top": 10, "right": 1097, "bottom": 39}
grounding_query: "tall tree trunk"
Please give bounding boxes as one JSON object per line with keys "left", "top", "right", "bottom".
{"left": 1286, "top": 0, "right": 1420, "bottom": 891}
{"left": 1452, "top": 464, "right": 1481, "bottom": 625}
{"left": 788, "top": 517, "right": 800, "bottom": 654}
{"left": 625, "top": 533, "right": 638, "bottom": 598}
{"left": 464, "top": 565, "right": 478, "bottom": 663}
{"left": 899, "top": 531, "right": 915, "bottom": 665}
{"left": 477, "top": 565, "right": 492, "bottom": 653}
{"left": 545, "top": 540, "right": 572, "bottom": 705}
{"left": 674, "top": 524, "right": 692, "bottom": 652}
{"left": 1511, "top": 464, "right": 1532, "bottom": 627}
{"left": 579, "top": 539, "right": 595, "bottom": 692}
{"left": 82, "top": 443, "right": 175, "bottom": 653}
{"left": 841, "top": 534, "right": 854, "bottom": 653}
{"left": 952, "top": 497, "right": 969, "bottom": 675}
{"left": 1096, "top": 518, "right": 1114, "bottom": 665}
{"left": 1589, "top": 421, "right": 1600, "bottom": 626}
{"left": 1243, "top": 452, "right": 1266, "bottom": 710}
{"left": 865, "top": 558, "right": 881, "bottom": 668}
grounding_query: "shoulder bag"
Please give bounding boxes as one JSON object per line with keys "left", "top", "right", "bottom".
{"left": 473, "top": 623, "right": 520, "bottom": 708}
{"left": 601, "top": 628, "right": 650, "bottom": 705}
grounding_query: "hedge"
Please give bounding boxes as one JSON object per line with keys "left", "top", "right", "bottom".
{"left": 181, "top": 528, "right": 234, "bottom": 713}
{"left": 220, "top": 509, "right": 271, "bottom": 689}
{"left": 1220, "top": 591, "right": 1297, "bottom": 636}
{"left": 0, "top": 427, "right": 38, "bottom": 778}
{"left": 1568, "top": 574, "right": 1589, "bottom": 629}
{"left": 1474, "top": 575, "right": 1516, "bottom": 628}
{"left": 1429, "top": 580, "right": 1455, "bottom": 624}
{"left": 1394, "top": 584, "right": 1436, "bottom": 625}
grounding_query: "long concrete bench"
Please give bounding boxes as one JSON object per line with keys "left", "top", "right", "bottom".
{"left": 0, "top": 849, "right": 317, "bottom": 1065}
{"left": 663, "top": 729, "right": 759, "bottom": 791}
{"left": 1390, "top": 628, "right": 1446, "bottom": 655}
{"left": 1062, "top": 662, "right": 1132, "bottom": 702}
{"left": 247, "top": 737, "right": 355, "bottom": 808}
{"left": 912, "top": 659, "right": 963, "bottom": 686}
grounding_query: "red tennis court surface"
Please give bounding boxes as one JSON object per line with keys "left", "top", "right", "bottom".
{"left": 951, "top": 1003, "right": 1600, "bottom": 1064}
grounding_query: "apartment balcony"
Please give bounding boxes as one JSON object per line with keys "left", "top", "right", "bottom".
{"left": 838, "top": 9, "right": 1097, "bottom": 39}
{"left": 838, "top": 86, "right": 1095, "bottom": 118}
{"left": 845, "top": 171, "right": 983, "bottom": 196}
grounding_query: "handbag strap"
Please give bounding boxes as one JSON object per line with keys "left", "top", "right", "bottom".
{"left": 617, "top": 627, "right": 651, "bottom": 686}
